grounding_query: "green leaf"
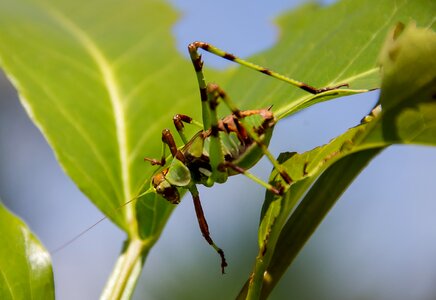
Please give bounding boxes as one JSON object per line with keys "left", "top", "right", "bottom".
{"left": 0, "top": 1, "right": 193, "bottom": 296}
{"left": 135, "top": 192, "right": 172, "bottom": 240}
{"left": 0, "top": 202, "right": 54, "bottom": 300}
{"left": 0, "top": 0, "right": 194, "bottom": 239}
{"left": 241, "top": 114, "right": 387, "bottom": 299}
{"left": 378, "top": 22, "right": 436, "bottom": 144}
{"left": 259, "top": 149, "right": 383, "bottom": 298}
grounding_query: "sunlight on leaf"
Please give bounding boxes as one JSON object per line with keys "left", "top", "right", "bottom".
{"left": 0, "top": 202, "right": 54, "bottom": 300}
{"left": 0, "top": 0, "right": 200, "bottom": 238}
{"left": 378, "top": 22, "right": 436, "bottom": 144}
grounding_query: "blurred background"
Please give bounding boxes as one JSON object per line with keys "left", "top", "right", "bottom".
{"left": 1, "top": 0, "right": 436, "bottom": 299}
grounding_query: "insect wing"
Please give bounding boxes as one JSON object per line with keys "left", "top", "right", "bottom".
{"left": 182, "top": 131, "right": 205, "bottom": 158}
{"left": 220, "top": 131, "right": 242, "bottom": 159}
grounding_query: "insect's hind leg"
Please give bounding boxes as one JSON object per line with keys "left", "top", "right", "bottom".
{"left": 188, "top": 184, "right": 228, "bottom": 274}
{"left": 188, "top": 41, "right": 349, "bottom": 95}
{"left": 219, "top": 162, "right": 285, "bottom": 195}
{"left": 188, "top": 43, "right": 213, "bottom": 129}
{"left": 244, "top": 129, "right": 293, "bottom": 186}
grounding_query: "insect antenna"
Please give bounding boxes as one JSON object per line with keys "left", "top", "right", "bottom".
{"left": 50, "top": 187, "right": 154, "bottom": 254}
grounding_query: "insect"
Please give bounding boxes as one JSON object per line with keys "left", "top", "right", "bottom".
{"left": 143, "top": 42, "right": 350, "bottom": 273}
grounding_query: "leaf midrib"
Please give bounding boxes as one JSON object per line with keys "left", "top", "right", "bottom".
{"left": 42, "top": 4, "right": 133, "bottom": 229}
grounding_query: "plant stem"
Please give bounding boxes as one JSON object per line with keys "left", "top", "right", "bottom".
{"left": 245, "top": 257, "right": 266, "bottom": 300}
{"left": 101, "top": 237, "right": 148, "bottom": 300}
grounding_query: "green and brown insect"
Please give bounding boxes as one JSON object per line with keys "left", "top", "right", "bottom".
{"left": 144, "top": 42, "right": 351, "bottom": 273}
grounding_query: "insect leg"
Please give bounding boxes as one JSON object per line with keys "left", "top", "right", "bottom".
{"left": 203, "top": 83, "right": 242, "bottom": 118}
{"left": 187, "top": 44, "right": 256, "bottom": 184}
{"left": 246, "top": 130, "right": 293, "bottom": 185}
{"left": 173, "top": 114, "right": 203, "bottom": 144}
{"left": 188, "top": 41, "right": 349, "bottom": 95}
{"left": 233, "top": 111, "right": 294, "bottom": 186}
{"left": 144, "top": 129, "right": 185, "bottom": 165}
{"left": 205, "top": 84, "right": 229, "bottom": 184}
{"left": 188, "top": 184, "right": 227, "bottom": 274}
{"left": 219, "top": 162, "right": 284, "bottom": 195}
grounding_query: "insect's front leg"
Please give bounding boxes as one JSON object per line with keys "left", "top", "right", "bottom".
{"left": 173, "top": 114, "right": 194, "bottom": 144}
{"left": 144, "top": 129, "right": 185, "bottom": 166}
{"left": 173, "top": 114, "right": 203, "bottom": 144}
{"left": 188, "top": 184, "right": 227, "bottom": 274}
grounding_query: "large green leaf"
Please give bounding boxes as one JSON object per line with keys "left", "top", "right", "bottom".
{"left": 0, "top": 0, "right": 194, "bottom": 238}
{"left": 239, "top": 22, "right": 436, "bottom": 298}
{"left": 0, "top": 202, "right": 54, "bottom": 300}
{"left": 0, "top": 1, "right": 194, "bottom": 296}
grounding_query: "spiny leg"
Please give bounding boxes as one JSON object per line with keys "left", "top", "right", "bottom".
{"left": 219, "top": 162, "right": 284, "bottom": 195}
{"left": 144, "top": 129, "right": 185, "bottom": 166}
{"left": 188, "top": 43, "right": 211, "bottom": 129}
{"left": 188, "top": 184, "right": 227, "bottom": 274}
{"left": 188, "top": 41, "right": 349, "bottom": 95}
{"left": 205, "top": 83, "right": 242, "bottom": 118}
{"left": 241, "top": 122, "right": 293, "bottom": 186}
